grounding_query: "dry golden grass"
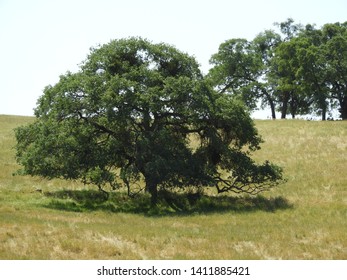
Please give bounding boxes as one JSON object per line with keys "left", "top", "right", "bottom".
{"left": 0, "top": 115, "right": 346, "bottom": 259}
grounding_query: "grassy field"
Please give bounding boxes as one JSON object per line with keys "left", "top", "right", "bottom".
{"left": 0, "top": 115, "right": 346, "bottom": 259}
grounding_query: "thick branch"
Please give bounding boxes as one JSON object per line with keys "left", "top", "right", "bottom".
{"left": 77, "top": 111, "right": 116, "bottom": 136}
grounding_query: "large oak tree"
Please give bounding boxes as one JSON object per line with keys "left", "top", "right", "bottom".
{"left": 15, "top": 38, "right": 283, "bottom": 206}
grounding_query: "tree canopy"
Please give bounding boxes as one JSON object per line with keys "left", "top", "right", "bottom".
{"left": 15, "top": 38, "right": 283, "bottom": 206}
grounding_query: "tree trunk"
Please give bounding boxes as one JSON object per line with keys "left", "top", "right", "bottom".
{"left": 289, "top": 96, "right": 297, "bottom": 119}
{"left": 269, "top": 98, "right": 276, "bottom": 119}
{"left": 322, "top": 107, "right": 327, "bottom": 121}
{"left": 281, "top": 101, "right": 288, "bottom": 119}
{"left": 262, "top": 89, "right": 276, "bottom": 120}
{"left": 339, "top": 96, "right": 347, "bottom": 120}
{"left": 145, "top": 177, "right": 158, "bottom": 206}
{"left": 281, "top": 91, "right": 289, "bottom": 119}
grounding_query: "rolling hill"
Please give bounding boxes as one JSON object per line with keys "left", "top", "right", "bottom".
{"left": 0, "top": 115, "right": 346, "bottom": 259}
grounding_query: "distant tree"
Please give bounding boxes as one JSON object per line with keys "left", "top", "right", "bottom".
{"left": 251, "top": 30, "right": 282, "bottom": 119}
{"left": 270, "top": 18, "right": 311, "bottom": 119}
{"left": 208, "top": 20, "right": 307, "bottom": 120}
{"left": 271, "top": 21, "right": 347, "bottom": 120}
{"left": 15, "top": 38, "right": 283, "bottom": 206}
{"left": 321, "top": 22, "right": 347, "bottom": 119}
{"left": 271, "top": 35, "right": 315, "bottom": 119}
{"left": 294, "top": 26, "right": 330, "bottom": 120}
{"left": 208, "top": 34, "right": 281, "bottom": 119}
{"left": 208, "top": 38, "right": 260, "bottom": 110}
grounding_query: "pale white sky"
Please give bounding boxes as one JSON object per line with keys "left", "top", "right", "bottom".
{"left": 1, "top": 0, "right": 346, "bottom": 116}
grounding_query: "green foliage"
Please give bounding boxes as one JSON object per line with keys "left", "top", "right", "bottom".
{"left": 272, "top": 21, "right": 347, "bottom": 120}
{"left": 209, "top": 31, "right": 281, "bottom": 119}
{"left": 15, "top": 38, "right": 283, "bottom": 206}
{"left": 271, "top": 35, "right": 314, "bottom": 118}
{"left": 322, "top": 22, "right": 347, "bottom": 119}
{"left": 209, "top": 19, "right": 347, "bottom": 120}
{"left": 208, "top": 38, "right": 261, "bottom": 109}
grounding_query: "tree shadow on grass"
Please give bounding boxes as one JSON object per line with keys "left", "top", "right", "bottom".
{"left": 43, "top": 189, "right": 293, "bottom": 216}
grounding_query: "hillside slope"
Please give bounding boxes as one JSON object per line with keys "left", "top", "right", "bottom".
{"left": 0, "top": 115, "right": 346, "bottom": 259}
